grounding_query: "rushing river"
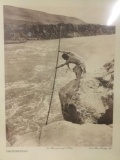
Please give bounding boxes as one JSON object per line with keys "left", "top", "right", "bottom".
{"left": 5, "top": 35, "right": 115, "bottom": 144}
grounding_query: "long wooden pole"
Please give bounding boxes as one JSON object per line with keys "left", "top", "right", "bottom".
{"left": 45, "top": 26, "right": 62, "bottom": 125}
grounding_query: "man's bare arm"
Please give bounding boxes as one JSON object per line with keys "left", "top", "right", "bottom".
{"left": 56, "top": 63, "right": 66, "bottom": 69}
{"left": 56, "top": 62, "right": 68, "bottom": 69}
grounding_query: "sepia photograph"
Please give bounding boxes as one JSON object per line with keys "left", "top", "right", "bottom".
{"left": 3, "top": 0, "right": 116, "bottom": 148}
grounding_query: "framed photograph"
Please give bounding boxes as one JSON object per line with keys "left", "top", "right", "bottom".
{"left": 0, "top": 0, "right": 120, "bottom": 159}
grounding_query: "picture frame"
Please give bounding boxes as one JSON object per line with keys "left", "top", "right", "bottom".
{"left": 0, "top": 0, "right": 120, "bottom": 159}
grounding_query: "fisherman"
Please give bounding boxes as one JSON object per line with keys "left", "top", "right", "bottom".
{"left": 56, "top": 51, "right": 86, "bottom": 80}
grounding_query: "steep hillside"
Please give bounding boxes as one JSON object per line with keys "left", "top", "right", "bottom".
{"left": 4, "top": 5, "right": 86, "bottom": 25}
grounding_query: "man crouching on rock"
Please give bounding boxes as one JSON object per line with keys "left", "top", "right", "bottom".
{"left": 56, "top": 51, "right": 86, "bottom": 80}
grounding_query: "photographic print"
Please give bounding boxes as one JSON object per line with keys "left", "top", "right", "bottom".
{"left": 4, "top": 0, "right": 115, "bottom": 148}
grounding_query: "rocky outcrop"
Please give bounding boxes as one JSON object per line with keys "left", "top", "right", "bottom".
{"left": 59, "top": 60, "right": 114, "bottom": 125}
{"left": 39, "top": 121, "right": 112, "bottom": 147}
{"left": 96, "top": 60, "right": 114, "bottom": 124}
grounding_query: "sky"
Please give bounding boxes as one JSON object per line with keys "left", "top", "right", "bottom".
{"left": 1, "top": 0, "right": 118, "bottom": 25}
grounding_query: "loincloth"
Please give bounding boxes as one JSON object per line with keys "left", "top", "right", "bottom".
{"left": 73, "top": 64, "right": 86, "bottom": 74}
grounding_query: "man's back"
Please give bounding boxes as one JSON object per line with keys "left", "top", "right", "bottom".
{"left": 66, "top": 52, "right": 85, "bottom": 66}
{"left": 66, "top": 55, "right": 81, "bottom": 65}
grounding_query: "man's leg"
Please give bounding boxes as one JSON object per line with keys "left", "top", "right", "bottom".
{"left": 73, "top": 66, "right": 82, "bottom": 90}
{"left": 76, "top": 66, "right": 82, "bottom": 79}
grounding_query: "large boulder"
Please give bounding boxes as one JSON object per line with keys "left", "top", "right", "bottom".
{"left": 59, "top": 78, "right": 106, "bottom": 124}
{"left": 59, "top": 60, "right": 114, "bottom": 125}
{"left": 39, "top": 121, "right": 112, "bottom": 147}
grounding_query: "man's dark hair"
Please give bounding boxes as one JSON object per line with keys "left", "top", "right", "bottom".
{"left": 62, "top": 53, "right": 69, "bottom": 60}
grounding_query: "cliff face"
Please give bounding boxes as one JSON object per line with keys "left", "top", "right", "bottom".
{"left": 4, "top": 5, "right": 115, "bottom": 41}
{"left": 59, "top": 60, "right": 114, "bottom": 125}
{"left": 4, "top": 23, "right": 115, "bottom": 41}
